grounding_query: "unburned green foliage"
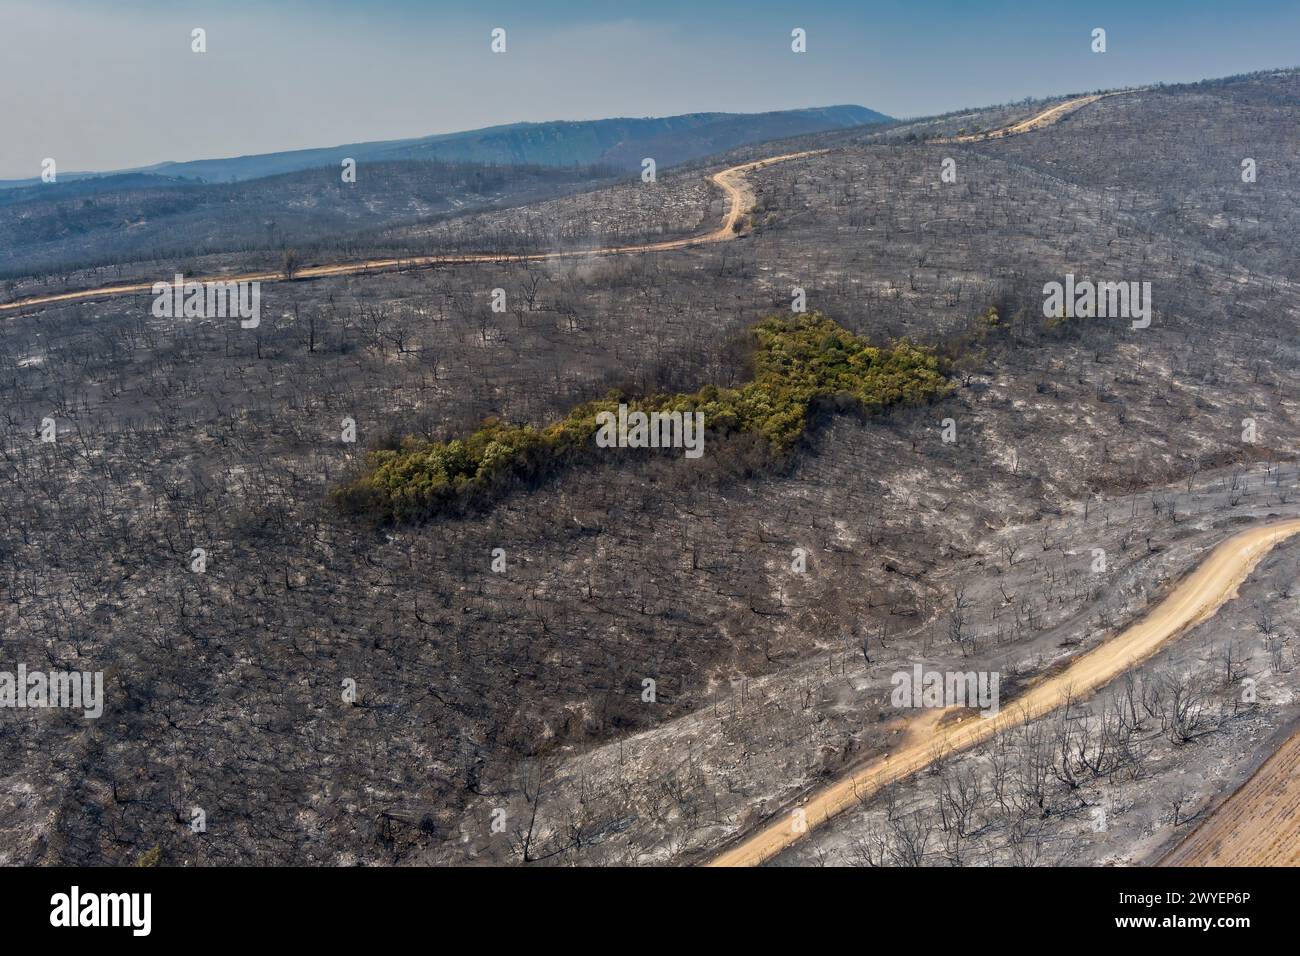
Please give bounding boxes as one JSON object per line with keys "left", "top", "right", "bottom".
{"left": 333, "top": 313, "right": 950, "bottom": 521}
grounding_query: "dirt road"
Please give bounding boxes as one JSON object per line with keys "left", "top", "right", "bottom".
{"left": 1, "top": 90, "right": 1131, "bottom": 316}
{"left": 0, "top": 150, "right": 825, "bottom": 316}
{"left": 1160, "top": 725, "right": 1300, "bottom": 866}
{"left": 943, "top": 91, "right": 1133, "bottom": 143}
{"left": 708, "top": 519, "right": 1300, "bottom": 867}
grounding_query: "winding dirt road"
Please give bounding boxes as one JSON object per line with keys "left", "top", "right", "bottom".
{"left": 0, "top": 150, "right": 825, "bottom": 316}
{"left": 945, "top": 94, "right": 1106, "bottom": 143}
{"left": 943, "top": 90, "right": 1140, "bottom": 144}
{"left": 708, "top": 519, "right": 1300, "bottom": 867}
{"left": 1, "top": 90, "right": 1131, "bottom": 316}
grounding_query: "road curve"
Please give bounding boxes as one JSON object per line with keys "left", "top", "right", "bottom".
{"left": 0, "top": 150, "right": 826, "bottom": 316}
{"left": 944, "top": 95, "right": 1103, "bottom": 143}
{"left": 1, "top": 91, "right": 1131, "bottom": 316}
{"left": 707, "top": 518, "right": 1300, "bottom": 867}
{"left": 942, "top": 90, "right": 1134, "bottom": 144}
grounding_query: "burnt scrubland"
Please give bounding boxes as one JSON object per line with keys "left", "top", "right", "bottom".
{"left": 0, "top": 159, "right": 623, "bottom": 281}
{"left": 1, "top": 70, "right": 1299, "bottom": 866}
{"left": 0, "top": 104, "right": 892, "bottom": 285}
{"left": 334, "top": 314, "right": 948, "bottom": 521}
{"left": 768, "top": 479, "right": 1300, "bottom": 868}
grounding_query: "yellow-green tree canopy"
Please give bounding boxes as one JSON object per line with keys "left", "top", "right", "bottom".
{"left": 334, "top": 313, "right": 950, "bottom": 522}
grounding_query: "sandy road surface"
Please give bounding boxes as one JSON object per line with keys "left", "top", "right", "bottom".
{"left": 1160, "top": 726, "right": 1300, "bottom": 866}
{"left": 0, "top": 150, "right": 825, "bottom": 316}
{"left": 944, "top": 91, "right": 1135, "bottom": 143}
{"left": 946, "top": 95, "right": 1103, "bottom": 143}
{"left": 707, "top": 519, "right": 1300, "bottom": 867}
{"left": 1, "top": 91, "right": 1132, "bottom": 316}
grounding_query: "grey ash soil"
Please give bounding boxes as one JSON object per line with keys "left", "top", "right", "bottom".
{"left": 1, "top": 71, "right": 1298, "bottom": 865}
{"left": 425, "top": 464, "right": 1300, "bottom": 865}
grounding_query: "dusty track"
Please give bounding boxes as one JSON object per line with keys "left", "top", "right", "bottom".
{"left": 0, "top": 150, "right": 825, "bottom": 315}
{"left": 1, "top": 91, "right": 1130, "bottom": 316}
{"left": 1160, "top": 725, "right": 1300, "bottom": 866}
{"left": 708, "top": 519, "right": 1300, "bottom": 867}
{"left": 943, "top": 90, "right": 1132, "bottom": 143}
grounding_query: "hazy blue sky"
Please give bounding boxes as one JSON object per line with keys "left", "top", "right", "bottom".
{"left": 3, "top": 0, "right": 1298, "bottom": 178}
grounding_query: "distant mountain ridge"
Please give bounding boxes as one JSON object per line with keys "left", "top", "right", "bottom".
{"left": 0, "top": 105, "right": 890, "bottom": 189}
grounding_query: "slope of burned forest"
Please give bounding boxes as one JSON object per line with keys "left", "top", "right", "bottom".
{"left": 1, "top": 71, "right": 1298, "bottom": 866}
